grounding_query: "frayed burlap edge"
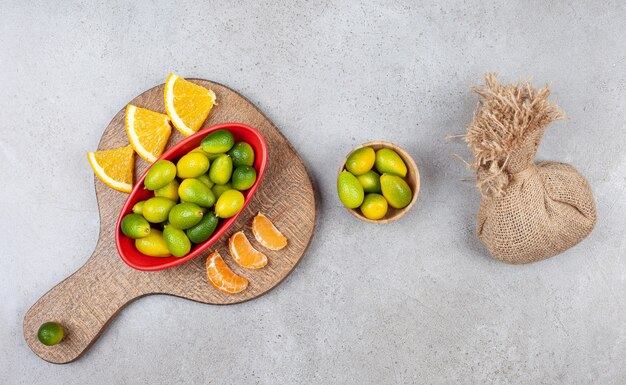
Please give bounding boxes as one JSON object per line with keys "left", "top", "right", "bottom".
{"left": 465, "top": 73, "right": 566, "bottom": 196}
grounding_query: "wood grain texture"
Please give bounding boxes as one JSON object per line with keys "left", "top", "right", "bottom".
{"left": 338, "top": 141, "right": 420, "bottom": 224}
{"left": 23, "top": 79, "right": 316, "bottom": 364}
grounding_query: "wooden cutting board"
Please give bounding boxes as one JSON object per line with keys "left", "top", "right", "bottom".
{"left": 23, "top": 79, "right": 316, "bottom": 364}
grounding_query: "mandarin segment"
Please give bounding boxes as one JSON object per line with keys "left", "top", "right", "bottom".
{"left": 125, "top": 105, "right": 172, "bottom": 163}
{"left": 206, "top": 251, "right": 249, "bottom": 294}
{"left": 252, "top": 213, "right": 288, "bottom": 250}
{"left": 164, "top": 73, "right": 217, "bottom": 136}
{"left": 87, "top": 145, "right": 134, "bottom": 193}
{"left": 229, "top": 231, "right": 268, "bottom": 269}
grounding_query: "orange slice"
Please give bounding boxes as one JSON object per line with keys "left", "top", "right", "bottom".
{"left": 252, "top": 213, "right": 288, "bottom": 250}
{"left": 125, "top": 105, "right": 172, "bottom": 163}
{"left": 164, "top": 73, "right": 216, "bottom": 136}
{"left": 206, "top": 251, "right": 248, "bottom": 294}
{"left": 229, "top": 231, "right": 268, "bottom": 269}
{"left": 87, "top": 145, "right": 134, "bottom": 193}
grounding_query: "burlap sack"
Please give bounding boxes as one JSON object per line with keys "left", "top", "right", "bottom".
{"left": 466, "top": 74, "right": 596, "bottom": 264}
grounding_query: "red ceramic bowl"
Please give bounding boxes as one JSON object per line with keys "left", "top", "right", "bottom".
{"left": 116, "top": 122, "right": 268, "bottom": 271}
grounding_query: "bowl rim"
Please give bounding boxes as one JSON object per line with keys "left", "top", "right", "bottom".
{"left": 115, "top": 122, "right": 268, "bottom": 271}
{"left": 338, "top": 141, "right": 420, "bottom": 224}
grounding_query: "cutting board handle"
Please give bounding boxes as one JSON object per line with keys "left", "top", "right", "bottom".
{"left": 23, "top": 245, "right": 143, "bottom": 364}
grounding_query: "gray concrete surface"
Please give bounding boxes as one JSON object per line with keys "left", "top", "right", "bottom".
{"left": 2, "top": 1, "right": 625, "bottom": 384}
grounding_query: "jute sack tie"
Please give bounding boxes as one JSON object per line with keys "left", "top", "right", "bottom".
{"left": 466, "top": 74, "right": 596, "bottom": 264}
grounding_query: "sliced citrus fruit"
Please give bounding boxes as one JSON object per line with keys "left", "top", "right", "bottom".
{"left": 229, "top": 231, "right": 268, "bottom": 269}
{"left": 125, "top": 104, "right": 172, "bottom": 163}
{"left": 252, "top": 213, "right": 288, "bottom": 250}
{"left": 164, "top": 73, "right": 216, "bottom": 136}
{"left": 206, "top": 251, "right": 248, "bottom": 294}
{"left": 87, "top": 145, "right": 134, "bottom": 193}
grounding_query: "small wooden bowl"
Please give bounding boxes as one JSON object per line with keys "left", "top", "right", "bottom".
{"left": 338, "top": 141, "right": 420, "bottom": 224}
